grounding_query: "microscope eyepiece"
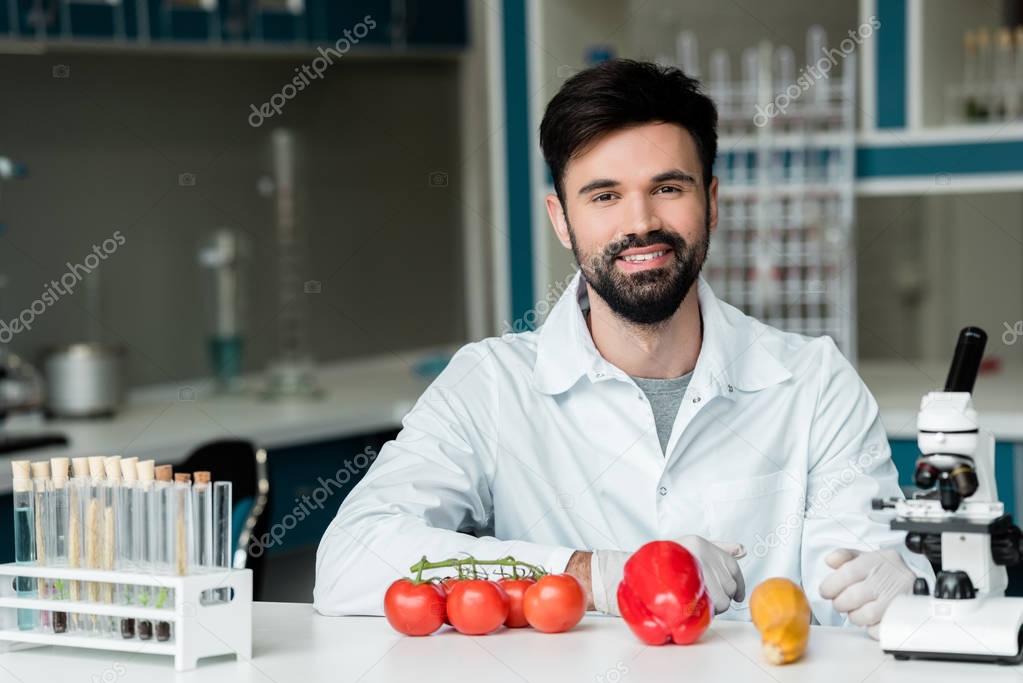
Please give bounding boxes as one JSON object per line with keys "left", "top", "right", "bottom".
{"left": 943, "top": 326, "right": 987, "bottom": 393}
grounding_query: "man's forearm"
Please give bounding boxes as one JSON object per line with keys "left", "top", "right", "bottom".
{"left": 565, "top": 550, "right": 594, "bottom": 611}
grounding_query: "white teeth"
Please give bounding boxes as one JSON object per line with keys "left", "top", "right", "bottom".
{"left": 621, "top": 250, "right": 666, "bottom": 262}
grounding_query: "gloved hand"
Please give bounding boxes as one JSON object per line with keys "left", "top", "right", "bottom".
{"left": 819, "top": 548, "right": 916, "bottom": 639}
{"left": 591, "top": 536, "right": 746, "bottom": 616}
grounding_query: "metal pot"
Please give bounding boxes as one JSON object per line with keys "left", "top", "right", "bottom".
{"left": 41, "top": 343, "right": 125, "bottom": 418}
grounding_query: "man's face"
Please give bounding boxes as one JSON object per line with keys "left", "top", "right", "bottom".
{"left": 546, "top": 122, "right": 718, "bottom": 326}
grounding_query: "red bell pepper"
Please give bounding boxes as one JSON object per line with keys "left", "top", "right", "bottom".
{"left": 616, "top": 540, "right": 712, "bottom": 645}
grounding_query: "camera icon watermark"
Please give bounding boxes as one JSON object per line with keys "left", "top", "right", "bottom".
{"left": 1003, "top": 320, "right": 1023, "bottom": 345}
{"left": 304, "top": 280, "right": 322, "bottom": 294}
{"left": 935, "top": 173, "right": 951, "bottom": 186}
{"left": 178, "top": 386, "right": 196, "bottom": 401}
{"left": 427, "top": 171, "right": 448, "bottom": 188}
{"left": 52, "top": 64, "right": 70, "bottom": 79}
{"left": 178, "top": 173, "right": 196, "bottom": 187}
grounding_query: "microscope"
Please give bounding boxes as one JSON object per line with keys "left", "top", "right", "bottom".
{"left": 874, "top": 326, "right": 1023, "bottom": 663}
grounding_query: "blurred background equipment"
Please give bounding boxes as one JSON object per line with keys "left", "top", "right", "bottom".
{"left": 262, "top": 127, "right": 321, "bottom": 400}
{"left": 198, "top": 228, "right": 249, "bottom": 393}
{"left": 698, "top": 26, "right": 858, "bottom": 356}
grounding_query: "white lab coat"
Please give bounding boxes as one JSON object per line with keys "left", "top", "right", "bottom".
{"left": 314, "top": 272, "right": 934, "bottom": 625}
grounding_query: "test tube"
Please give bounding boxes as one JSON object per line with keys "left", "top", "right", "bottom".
{"left": 30, "top": 461, "right": 53, "bottom": 632}
{"left": 212, "top": 480, "right": 233, "bottom": 603}
{"left": 68, "top": 457, "right": 89, "bottom": 632}
{"left": 103, "top": 456, "right": 122, "bottom": 636}
{"left": 86, "top": 456, "right": 106, "bottom": 633}
{"left": 172, "top": 473, "right": 193, "bottom": 577}
{"left": 49, "top": 457, "right": 70, "bottom": 633}
{"left": 193, "top": 472, "right": 213, "bottom": 574}
{"left": 11, "top": 461, "right": 37, "bottom": 631}
{"left": 117, "top": 457, "right": 138, "bottom": 638}
{"left": 136, "top": 460, "right": 155, "bottom": 640}
{"left": 153, "top": 465, "right": 173, "bottom": 642}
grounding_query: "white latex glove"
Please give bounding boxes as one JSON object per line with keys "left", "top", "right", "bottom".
{"left": 677, "top": 535, "right": 746, "bottom": 615}
{"left": 591, "top": 537, "right": 746, "bottom": 617}
{"left": 819, "top": 548, "right": 916, "bottom": 640}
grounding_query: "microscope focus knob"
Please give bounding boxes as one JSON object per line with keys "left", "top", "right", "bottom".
{"left": 933, "top": 570, "right": 976, "bottom": 600}
{"left": 912, "top": 578, "right": 930, "bottom": 596}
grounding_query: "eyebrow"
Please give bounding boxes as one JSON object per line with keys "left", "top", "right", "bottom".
{"left": 576, "top": 169, "right": 698, "bottom": 196}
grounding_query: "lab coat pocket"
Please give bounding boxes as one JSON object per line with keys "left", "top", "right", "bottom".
{"left": 703, "top": 471, "right": 804, "bottom": 613}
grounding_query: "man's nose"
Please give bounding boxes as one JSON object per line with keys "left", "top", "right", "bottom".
{"left": 625, "top": 193, "right": 663, "bottom": 236}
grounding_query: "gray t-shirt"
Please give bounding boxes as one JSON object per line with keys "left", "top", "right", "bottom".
{"left": 632, "top": 372, "right": 693, "bottom": 454}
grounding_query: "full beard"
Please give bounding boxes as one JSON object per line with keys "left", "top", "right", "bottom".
{"left": 568, "top": 221, "right": 709, "bottom": 327}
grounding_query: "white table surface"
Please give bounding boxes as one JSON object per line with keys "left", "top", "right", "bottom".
{"left": 0, "top": 602, "right": 1017, "bottom": 683}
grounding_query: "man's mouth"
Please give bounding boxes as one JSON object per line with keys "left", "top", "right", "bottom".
{"left": 615, "top": 245, "right": 674, "bottom": 271}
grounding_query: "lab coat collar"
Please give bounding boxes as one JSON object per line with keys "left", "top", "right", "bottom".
{"left": 531, "top": 270, "right": 793, "bottom": 396}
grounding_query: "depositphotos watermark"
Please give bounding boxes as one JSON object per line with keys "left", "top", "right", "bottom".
{"left": 0, "top": 230, "right": 126, "bottom": 343}
{"left": 248, "top": 15, "right": 377, "bottom": 127}
{"left": 248, "top": 445, "right": 379, "bottom": 556}
{"left": 753, "top": 16, "right": 880, "bottom": 127}
{"left": 750, "top": 443, "right": 886, "bottom": 559}
{"left": 1003, "top": 320, "right": 1022, "bottom": 345}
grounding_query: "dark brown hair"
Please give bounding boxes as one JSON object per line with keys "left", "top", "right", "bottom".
{"left": 539, "top": 59, "right": 718, "bottom": 205}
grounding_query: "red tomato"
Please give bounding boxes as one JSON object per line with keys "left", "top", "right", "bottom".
{"left": 445, "top": 579, "right": 509, "bottom": 635}
{"left": 440, "top": 577, "right": 461, "bottom": 625}
{"left": 383, "top": 579, "right": 447, "bottom": 636}
{"left": 522, "top": 574, "right": 586, "bottom": 633}
{"left": 498, "top": 578, "right": 535, "bottom": 628}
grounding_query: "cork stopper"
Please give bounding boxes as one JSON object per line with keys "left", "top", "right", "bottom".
{"left": 30, "top": 461, "right": 51, "bottom": 480}
{"left": 997, "top": 27, "right": 1012, "bottom": 49}
{"left": 71, "top": 457, "right": 89, "bottom": 478}
{"left": 174, "top": 473, "right": 192, "bottom": 484}
{"left": 120, "top": 457, "right": 139, "bottom": 483}
{"left": 194, "top": 471, "right": 212, "bottom": 485}
{"left": 11, "top": 461, "right": 31, "bottom": 492}
{"left": 104, "top": 456, "right": 123, "bottom": 482}
{"left": 51, "top": 457, "right": 70, "bottom": 486}
{"left": 977, "top": 27, "right": 990, "bottom": 49}
{"left": 137, "top": 459, "right": 155, "bottom": 482}
{"left": 88, "top": 456, "right": 106, "bottom": 480}
{"left": 155, "top": 465, "right": 173, "bottom": 482}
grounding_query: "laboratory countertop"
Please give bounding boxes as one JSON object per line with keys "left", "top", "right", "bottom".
{"left": 0, "top": 351, "right": 1019, "bottom": 496}
{"left": 0, "top": 602, "right": 1014, "bottom": 682}
{"left": 858, "top": 360, "right": 1023, "bottom": 443}
{"left": 0, "top": 348, "right": 444, "bottom": 493}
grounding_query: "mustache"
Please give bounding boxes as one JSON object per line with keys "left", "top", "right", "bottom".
{"left": 602, "top": 230, "right": 687, "bottom": 261}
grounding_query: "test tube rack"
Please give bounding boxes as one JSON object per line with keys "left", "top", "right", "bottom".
{"left": 0, "top": 563, "right": 251, "bottom": 671}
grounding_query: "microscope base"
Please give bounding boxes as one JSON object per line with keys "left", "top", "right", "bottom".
{"left": 880, "top": 594, "right": 1023, "bottom": 664}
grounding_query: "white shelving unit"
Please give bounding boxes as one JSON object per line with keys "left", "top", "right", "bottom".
{"left": 0, "top": 564, "right": 252, "bottom": 671}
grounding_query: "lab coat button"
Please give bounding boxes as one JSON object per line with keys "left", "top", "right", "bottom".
{"left": 692, "top": 395, "right": 702, "bottom": 403}
{"left": 727, "top": 384, "right": 734, "bottom": 393}
{"left": 658, "top": 486, "right": 668, "bottom": 496}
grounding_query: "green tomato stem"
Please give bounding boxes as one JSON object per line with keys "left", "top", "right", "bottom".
{"left": 408, "top": 555, "right": 548, "bottom": 582}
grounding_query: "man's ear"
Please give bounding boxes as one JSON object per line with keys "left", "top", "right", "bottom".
{"left": 707, "top": 175, "right": 719, "bottom": 236}
{"left": 545, "top": 192, "right": 572, "bottom": 249}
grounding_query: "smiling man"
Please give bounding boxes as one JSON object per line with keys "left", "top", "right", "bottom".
{"left": 314, "top": 59, "right": 933, "bottom": 636}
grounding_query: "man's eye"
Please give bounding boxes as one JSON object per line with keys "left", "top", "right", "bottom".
{"left": 593, "top": 193, "right": 616, "bottom": 202}
{"left": 655, "top": 185, "right": 682, "bottom": 194}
